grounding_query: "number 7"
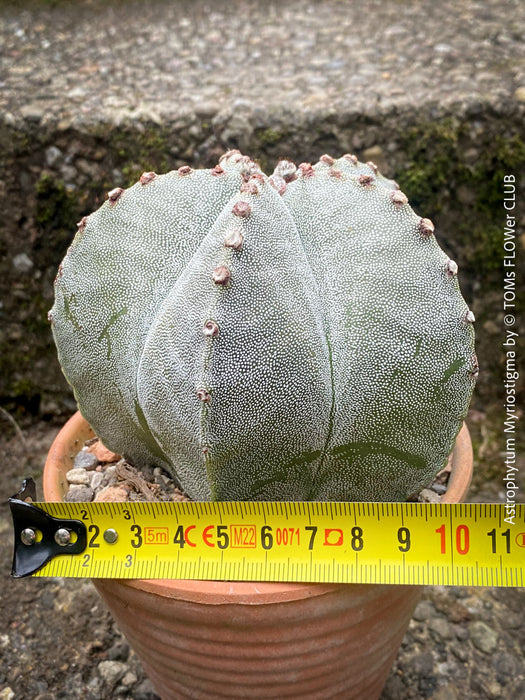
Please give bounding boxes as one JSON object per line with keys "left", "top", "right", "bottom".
{"left": 305, "top": 526, "right": 318, "bottom": 550}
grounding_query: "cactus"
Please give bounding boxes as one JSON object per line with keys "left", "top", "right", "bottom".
{"left": 50, "top": 151, "right": 476, "bottom": 502}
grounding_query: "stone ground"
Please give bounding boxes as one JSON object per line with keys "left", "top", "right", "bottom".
{"left": 1, "top": 0, "right": 524, "bottom": 698}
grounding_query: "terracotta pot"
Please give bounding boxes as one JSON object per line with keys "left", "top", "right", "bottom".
{"left": 43, "top": 412, "right": 473, "bottom": 700}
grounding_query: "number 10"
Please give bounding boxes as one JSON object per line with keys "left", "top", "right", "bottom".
{"left": 435, "top": 524, "right": 470, "bottom": 555}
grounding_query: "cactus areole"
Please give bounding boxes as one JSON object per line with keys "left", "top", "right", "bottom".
{"left": 50, "top": 152, "right": 476, "bottom": 502}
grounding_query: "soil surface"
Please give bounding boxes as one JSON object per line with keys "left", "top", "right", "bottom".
{"left": 0, "top": 410, "right": 524, "bottom": 700}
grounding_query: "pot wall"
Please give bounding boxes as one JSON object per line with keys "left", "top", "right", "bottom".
{"left": 44, "top": 413, "right": 473, "bottom": 700}
{"left": 95, "top": 578, "right": 421, "bottom": 699}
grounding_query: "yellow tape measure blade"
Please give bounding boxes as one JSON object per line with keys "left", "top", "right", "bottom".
{"left": 10, "top": 500, "right": 525, "bottom": 587}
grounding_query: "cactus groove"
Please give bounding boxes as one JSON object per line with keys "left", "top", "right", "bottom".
{"left": 51, "top": 151, "right": 476, "bottom": 501}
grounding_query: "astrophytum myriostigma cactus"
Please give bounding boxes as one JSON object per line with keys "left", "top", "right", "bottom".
{"left": 50, "top": 151, "right": 476, "bottom": 502}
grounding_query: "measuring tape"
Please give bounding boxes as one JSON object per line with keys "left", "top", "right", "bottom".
{"left": 10, "top": 487, "right": 524, "bottom": 587}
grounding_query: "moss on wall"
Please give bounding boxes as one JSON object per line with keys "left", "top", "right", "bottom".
{"left": 1, "top": 109, "right": 523, "bottom": 413}
{"left": 397, "top": 120, "right": 525, "bottom": 282}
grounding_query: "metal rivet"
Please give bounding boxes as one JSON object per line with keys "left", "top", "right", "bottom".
{"left": 418, "top": 218, "right": 435, "bottom": 237}
{"left": 212, "top": 265, "right": 231, "bottom": 285}
{"left": 465, "top": 310, "right": 476, "bottom": 323}
{"left": 55, "top": 528, "right": 72, "bottom": 546}
{"left": 107, "top": 187, "right": 124, "bottom": 205}
{"left": 21, "top": 528, "right": 36, "bottom": 546}
{"left": 446, "top": 259, "right": 458, "bottom": 277}
{"left": 140, "top": 171, "right": 156, "bottom": 185}
{"left": 232, "top": 201, "right": 251, "bottom": 218}
{"left": 224, "top": 229, "right": 244, "bottom": 251}
{"left": 197, "top": 388, "right": 211, "bottom": 403}
{"left": 103, "top": 529, "right": 119, "bottom": 544}
{"left": 203, "top": 320, "right": 220, "bottom": 337}
{"left": 391, "top": 190, "right": 408, "bottom": 207}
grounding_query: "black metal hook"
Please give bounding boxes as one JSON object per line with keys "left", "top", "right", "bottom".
{"left": 9, "top": 479, "right": 87, "bottom": 578}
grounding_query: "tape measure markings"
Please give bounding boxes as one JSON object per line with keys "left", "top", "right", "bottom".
{"left": 9, "top": 501, "right": 525, "bottom": 586}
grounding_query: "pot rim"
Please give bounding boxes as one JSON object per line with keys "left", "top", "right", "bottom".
{"left": 43, "top": 411, "right": 473, "bottom": 604}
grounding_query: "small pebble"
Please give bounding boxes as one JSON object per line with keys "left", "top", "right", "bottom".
{"left": 95, "top": 485, "right": 130, "bottom": 502}
{"left": 432, "top": 684, "right": 459, "bottom": 700}
{"left": 73, "top": 450, "right": 99, "bottom": 471}
{"left": 65, "top": 485, "right": 94, "bottom": 502}
{"left": 469, "top": 621, "right": 498, "bottom": 654}
{"left": 409, "top": 652, "right": 434, "bottom": 676}
{"left": 418, "top": 488, "right": 441, "bottom": 504}
{"left": 45, "top": 145, "right": 63, "bottom": 167}
{"left": 107, "top": 641, "right": 130, "bottom": 661}
{"left": 66, "top": 468, "right": 91, "bottom": 485}
{"left": 121, "top": 671, "right": 138, "bottom": 688}
{"left": 455, "top": 627, "right": 469, "bottom": 641}
{"left": 492, "top": 652, "right": 523, "bottom": 680}
{"left": 97, "top": 660, "right": 127, "bottom": 687}
{"left": 13, "top": 253, "right": 33, "bottom": 273}
{"left": 90, "top": 472, "right": 104, "bottom": 491}
{"left": 514, "top": 86, "right": 525, "bottom": 102}
{"left": 447, "top": 602, "right": 472, "bottom": 623}
{"left": 87, "top": 440, "right": 121, "bottom": 463}
{"left": 133, "top": 678, "right": 159, "bottom": 700}
{"left": 450, "top": 641, "right": 469, "bottom": 661}
{"left": 104, "top": 465, "right": 117, "bottom": 480}
{"left": 413, "top": 600, "right": 435, "bottom": 621}
{"left": 429, "top": 617, "right": 453, "bottom": 641}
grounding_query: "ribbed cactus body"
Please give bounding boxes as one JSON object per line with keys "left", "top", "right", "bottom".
{"left": 51, "top": 152, "right": 476, "bottom": 501}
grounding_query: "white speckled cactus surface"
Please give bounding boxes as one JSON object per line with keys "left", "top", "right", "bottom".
{"left": 50, "top": 151, "right": 477, "bottom": 501}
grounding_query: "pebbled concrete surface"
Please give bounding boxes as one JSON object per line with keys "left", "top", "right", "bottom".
{"left": 1, "top": 0, "right": 524, "bottom": 127}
